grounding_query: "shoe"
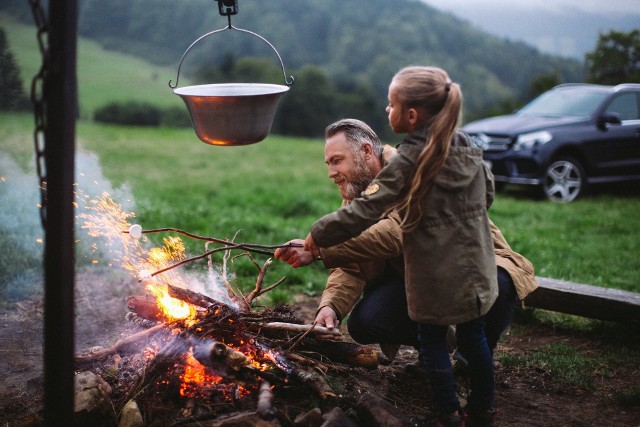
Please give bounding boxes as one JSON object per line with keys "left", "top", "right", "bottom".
{"left": 404, "top": 348, "right": 429, "bottom": 376}
{"left": 404, "top": 358, "right": 429, "bottom": 377}
{"left": 465, "top": 408, "right": 496, "bottom": 427}
{"left": 379, "top": 343, "right": 401, "bottom": 361}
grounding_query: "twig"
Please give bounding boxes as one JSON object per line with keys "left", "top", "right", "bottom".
{"left": 286, "top": 321, "right": 318, "bottom": 352}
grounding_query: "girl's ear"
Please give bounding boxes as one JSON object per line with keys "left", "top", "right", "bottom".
{"left": 407, "top": 107, "right": 419, "bottom": 127}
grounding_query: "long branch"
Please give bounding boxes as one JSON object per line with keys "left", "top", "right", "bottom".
{"left": 124, "top": 227, "right": 302, "bottom": 252}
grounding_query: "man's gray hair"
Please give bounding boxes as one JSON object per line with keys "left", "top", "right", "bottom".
{"left": 324, "top": 118, "right": 383, "bottom": 156}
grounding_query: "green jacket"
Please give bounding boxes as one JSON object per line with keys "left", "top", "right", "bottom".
{"left": 311, "top": 128, "right": 498, "bottom": 325}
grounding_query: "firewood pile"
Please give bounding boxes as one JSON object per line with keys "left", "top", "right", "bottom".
{"left": 73, "top": 263, "right": 419, "bottom": 426}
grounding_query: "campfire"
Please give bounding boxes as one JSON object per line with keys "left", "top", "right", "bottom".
{"left": 72, "top": 192, "right": 398, "bottom": 426}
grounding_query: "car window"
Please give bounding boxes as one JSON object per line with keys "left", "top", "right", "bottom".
{"left": 605, "top": 93, "right": 639, "bottom": 121}
{"left": 519, "top": 88, "right": 608, "bottom": 117}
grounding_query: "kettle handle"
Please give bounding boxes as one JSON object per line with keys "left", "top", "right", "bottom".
{"left": 169, "top": 25, "right": 294, "bottom": 89}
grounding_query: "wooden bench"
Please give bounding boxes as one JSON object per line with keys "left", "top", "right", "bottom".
{"left": 524, "top": 277, "right": 640, "bottom": 323}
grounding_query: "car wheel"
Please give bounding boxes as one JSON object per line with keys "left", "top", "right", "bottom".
{"left": 542, "top": 157, "right": 585, "bottom": 202}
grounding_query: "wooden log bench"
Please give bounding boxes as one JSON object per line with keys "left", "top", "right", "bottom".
{"left": 524, "top": 277, "right": 640, "bottom": 324}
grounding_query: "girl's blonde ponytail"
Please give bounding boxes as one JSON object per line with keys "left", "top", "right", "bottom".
{"left": 391, "top": 66, "right": 462, "bottom": 230}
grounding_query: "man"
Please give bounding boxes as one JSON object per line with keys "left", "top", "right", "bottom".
{"left": 275, "top": 118, "right": 538, "bottom": 359}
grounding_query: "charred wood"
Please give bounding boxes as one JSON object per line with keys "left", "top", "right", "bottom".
{"left": 256, "top": 381, "right": 275, "bottom": 420}
{"left": 75, "top": 324, "right": 167, "bottom": 364}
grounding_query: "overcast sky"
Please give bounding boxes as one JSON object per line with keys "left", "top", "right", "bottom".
{"left": 420, "top": 0, "right": 640, "bottom": 58}
{"left": 423, "top": 0, "right": 640, "bottom": 15}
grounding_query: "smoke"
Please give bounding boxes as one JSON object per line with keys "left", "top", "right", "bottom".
{"left": 1, "top": 149, "right": 235, "bottom": 309}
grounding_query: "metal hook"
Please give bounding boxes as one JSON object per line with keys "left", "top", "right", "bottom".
{"left": 170, "top": 0, "right": 293, "bottom": 88}
{"left": 168, "top": 24, "right": 294, "bottom": 89}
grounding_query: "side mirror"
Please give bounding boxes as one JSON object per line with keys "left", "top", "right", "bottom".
{"left": 597, "top": 112, "right": 622, "bottom": 129}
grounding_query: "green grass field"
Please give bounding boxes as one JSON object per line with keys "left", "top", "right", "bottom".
{"left": 2, "top": 112, "right": 640, "bottom": 305}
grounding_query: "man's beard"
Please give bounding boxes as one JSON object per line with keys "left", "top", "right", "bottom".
{"left": 338, "top": 156, "right": 374, "bottom": 201}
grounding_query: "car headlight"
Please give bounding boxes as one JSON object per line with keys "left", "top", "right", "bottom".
{"left": 513, "top": 131, "right": 552, "bottom": 151}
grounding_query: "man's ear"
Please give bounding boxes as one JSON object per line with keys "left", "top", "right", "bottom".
{"left": 361, "top": 143, "right": 374, "bottom": 159}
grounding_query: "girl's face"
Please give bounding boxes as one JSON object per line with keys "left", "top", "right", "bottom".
{"left": 386, "top": 82, "right": 411, "bottom": 133}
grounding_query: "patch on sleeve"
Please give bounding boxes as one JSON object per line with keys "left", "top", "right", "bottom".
{"left": 363, "top": 183, "right": 380, "bottom": 196}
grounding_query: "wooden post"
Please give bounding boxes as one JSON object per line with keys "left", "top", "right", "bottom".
{"left": 43, "top": 0, "right": 78, "bottom": 424}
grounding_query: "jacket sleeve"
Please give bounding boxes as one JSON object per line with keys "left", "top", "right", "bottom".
{"left": 317, "top": 264, "right": 366, "bottom": 321}
{"left": 319, "top": 212, "right": 403, "bottom": 268}
{"left": 311, "top": 150, "right": 414, "bottom": 248}
{"left": 490, "top": 219, "right": 539, "bottom": 300}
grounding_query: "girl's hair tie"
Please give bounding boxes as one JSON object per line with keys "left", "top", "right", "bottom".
{"left": 445, "top": 80, "right": 452, "bottom": 92}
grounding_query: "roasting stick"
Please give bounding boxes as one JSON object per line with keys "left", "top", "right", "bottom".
{"left": 125, "top": 224, "right": 303, "bottom": 281}
{"left": 124, "top": 225, "right": 303, "bottom": 254}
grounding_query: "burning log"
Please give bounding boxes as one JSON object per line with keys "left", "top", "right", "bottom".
{"left": 190, "top": 338, "right": 264, "bottom": 385}
{"left": 126, "top": 295, "right": 165, "bottom": 322}
{"left": 167, "top": 283, "right": 219, "bottom": 309}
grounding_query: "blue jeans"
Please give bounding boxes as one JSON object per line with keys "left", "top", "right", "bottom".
{"left": 347, "top": 267, "right": 419, "bottom": 347}
{"left": 419, "top": 317, "right": 494, "bottom": 414}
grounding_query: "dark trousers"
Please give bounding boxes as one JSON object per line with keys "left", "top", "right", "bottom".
{"left": 484, "top": 267, "right": 518, "bottom": 353}
{"left": 346, "top": 266, "right": 517, "bottom": 352}
{"left": 419, "top": 318, "right": 494, "bottom": 414}
{"left": 347, "top": 267, "right": 418, "bottom": 347}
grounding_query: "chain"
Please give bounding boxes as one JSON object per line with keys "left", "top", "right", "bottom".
{"left": 29, "top": 0, "right": 49, "bottom": 228}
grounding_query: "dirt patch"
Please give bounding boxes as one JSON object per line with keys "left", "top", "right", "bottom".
{"left": 1, "top": 273, "right": 639, "bottom": 426}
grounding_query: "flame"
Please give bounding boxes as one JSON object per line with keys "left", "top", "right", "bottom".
{"left": 179, "top": 348, "right": 225, "bottom": 399}
{"left": 78, "top": 191, "right": 200, "bottom": 323}
{"left": 77, "top": 189, "right": 268, "bottom": 400}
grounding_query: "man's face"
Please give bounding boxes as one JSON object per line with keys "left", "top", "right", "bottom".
{"left": 324, "top": 132, "right": 374, "bottom": 201}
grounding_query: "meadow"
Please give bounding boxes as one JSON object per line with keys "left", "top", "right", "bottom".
{"left": 2, "top": 111, "right": 640, "bottom": 307}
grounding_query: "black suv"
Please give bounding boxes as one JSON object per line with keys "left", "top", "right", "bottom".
{"left": 463, "top": 83, "right": 640, "bottom": 202}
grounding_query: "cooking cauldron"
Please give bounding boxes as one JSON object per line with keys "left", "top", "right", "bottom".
{"left": 170, "top": 2, "right": 293, "bottom": 146}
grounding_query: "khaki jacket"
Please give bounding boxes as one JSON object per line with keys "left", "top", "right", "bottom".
{"left": 318, "top": 213, "right": 404, "bottom": 320}
{"left": 311, "top": 129, "right": 498, "bottom": 325}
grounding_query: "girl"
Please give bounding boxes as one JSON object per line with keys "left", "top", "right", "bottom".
{"left": 304, "top": 66, "right": 498, "bottom": 427}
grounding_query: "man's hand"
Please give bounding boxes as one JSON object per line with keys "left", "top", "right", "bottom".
{"left": 304, "top": 233, "right": 319, "bottom": 253}
{"left": 313, "top": 306, "right": 343, "bottom": 341}
{"left": 274, "top": 239, "right": 316, "bottom": 268}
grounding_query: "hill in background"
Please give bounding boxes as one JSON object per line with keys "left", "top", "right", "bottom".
{"left": 1, "top": 0, "right": 585, "bottom": 133}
